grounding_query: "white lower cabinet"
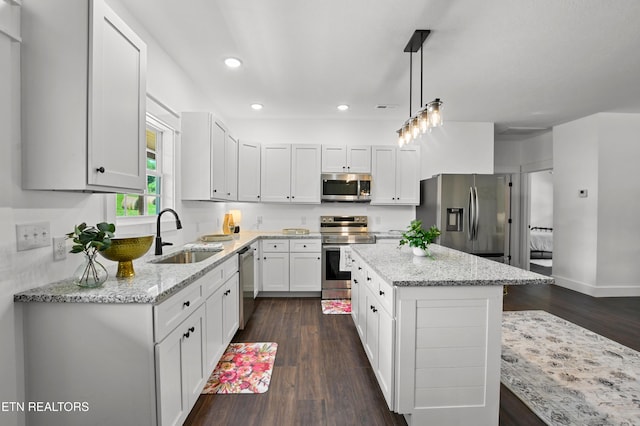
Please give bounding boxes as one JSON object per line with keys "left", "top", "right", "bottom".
{"left": 156, "top": 304, "right": 206, "bottom": 426}
{"left": 20, "top": 255, "right": 240, "bottom": 426}
{"left": 355, "top": 263, "right": 395, "bottom": 409}
{"left": 261, "top": 239, "right": 321, "bottom": 293}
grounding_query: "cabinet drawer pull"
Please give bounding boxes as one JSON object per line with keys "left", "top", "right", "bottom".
{"left": 366, "top": 277, "right": 371, "bottom": 281}
{"left": 379, "top": 290, "right": 385, "bottom": 296}
{"left": 317, "top": 257, "right": 320, "bottom": 260}
{"left": 353, "top": 279, "right": 358, "bottom": 284}
{"left": 183, "top": 301, "right": 190, "bottom": 307}
{"left": 189, "top": 326, "right": 195, "bottom": 333}
{"left": 373, "top": 307, "right": 377, "bottom": 313}
{"left": 96, "top": 166, "right": 105, "bottom": 173}
{"left": 183, "top": 331, "right": 191, "bottom": 338}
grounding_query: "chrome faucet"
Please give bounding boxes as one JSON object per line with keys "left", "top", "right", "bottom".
{"left": 155, "top": 208, "right": 183, "bottom": 255}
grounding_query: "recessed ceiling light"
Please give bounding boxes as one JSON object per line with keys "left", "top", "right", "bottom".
{"left": 337, "top": 104, "right": 349, "bottom": 111}
{"left": 251, "top": 103, "right": 263, "bottom": 110}
{"left": 224, "top": 57, "right": 242, "bottom": 68}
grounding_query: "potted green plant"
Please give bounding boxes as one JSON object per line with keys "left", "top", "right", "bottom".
{"left": 398, "top": 220, "right": 441, "bottom": 258}
{"left": 66, "top": 222, "right": 115, "bottom": 287}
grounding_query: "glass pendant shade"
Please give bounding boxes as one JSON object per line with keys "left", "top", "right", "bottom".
{"left": 410, "top": 117, "right": 420, "bottom": 140}
{"left": 402, "top": 121, "right": 411, "bottom": 144}
{"left": 427, "top": 99, "right": 443, "bottom": 127}
{"left": 397, "top": 129, "right": 405, "bottom": 147}
{"left": 419, "top": 108, "right": 429, "bottom": 133}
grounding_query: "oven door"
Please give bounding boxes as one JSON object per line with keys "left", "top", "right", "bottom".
{"left": 321, "top": 244, "right": 351, "bottom": 299}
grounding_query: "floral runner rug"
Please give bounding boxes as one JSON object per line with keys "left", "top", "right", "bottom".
{"left": 202, "top": 342, "right": 278, "bottom": 394}
{"left": 502, "top": 310, "right": 640, "bottom": 425}
{"left": 321, "top": 299, "right": 351, "bottom": 314}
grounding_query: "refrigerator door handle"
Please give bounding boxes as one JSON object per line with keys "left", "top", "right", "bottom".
{"left": 467, "top": 186, "right": 474, "bottom": 241}
{"left": 473, "top": 186, "right": 480, "bottom": 241}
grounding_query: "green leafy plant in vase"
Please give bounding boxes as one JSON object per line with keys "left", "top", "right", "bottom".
{"left": 66, "top": 222, "right": 115, "bottom": 287}
{"left": 398, "top": 220, "right": 441, "bottom": 258}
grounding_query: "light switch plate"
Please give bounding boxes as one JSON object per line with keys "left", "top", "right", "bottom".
{"left": 16, "top": 222, "right": 51, "bottom": 251}
{"left": 53, "top": 236, "right": 67, "bottom": 260}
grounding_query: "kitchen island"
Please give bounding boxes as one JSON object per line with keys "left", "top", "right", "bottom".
{"left": 349, "top": 243, "right": 553, "bottom": 426}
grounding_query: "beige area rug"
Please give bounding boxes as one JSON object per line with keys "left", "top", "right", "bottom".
{"left": 501, "top": 310, "right": 640, "bottom": 425}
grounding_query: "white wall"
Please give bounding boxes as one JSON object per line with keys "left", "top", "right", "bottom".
{"left": 420, "top": 122, "right": 495, "bottom": 178}
{"left": 553, "top": 113, "right": 640, "bottom": 297}
{"left": 594, "top": 113, "right": 640, "bottom": 291}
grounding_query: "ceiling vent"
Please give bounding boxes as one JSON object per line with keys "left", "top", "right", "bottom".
{"left": 375, "top": 104, "right": 398, "bottom": 109}
{"left": 499, "top": 126, "right": 550, "bottom": 135}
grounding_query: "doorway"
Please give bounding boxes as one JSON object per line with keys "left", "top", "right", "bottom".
{"left": 524, "top": 170, "right": 553, "bottom": 276}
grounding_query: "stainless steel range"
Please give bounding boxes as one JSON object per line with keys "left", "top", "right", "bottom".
{"left": 320, "top": 215, "right": 375, "bottom": 299}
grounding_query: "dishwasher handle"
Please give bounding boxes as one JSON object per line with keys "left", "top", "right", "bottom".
{"left": 238, "top": 246, "right": 251, "bottom": 256}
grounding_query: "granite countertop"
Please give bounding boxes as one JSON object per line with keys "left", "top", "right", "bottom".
{"left": 351, "top": 243, "right": 554, "bottom": 287}
{"left": 14, "top": 231, "right": 320, "bottom": 305}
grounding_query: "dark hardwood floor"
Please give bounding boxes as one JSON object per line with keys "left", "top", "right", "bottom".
{"left": 185, "top": 286, "right": 640, "bottom": 426}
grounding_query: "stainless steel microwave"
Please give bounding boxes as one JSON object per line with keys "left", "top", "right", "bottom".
{"left": 321, "top": 173, "right": 371, "bottom": 202}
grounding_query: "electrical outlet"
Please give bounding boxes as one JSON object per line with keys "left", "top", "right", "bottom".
{"left": 16, "top": 222, "right": 51, "bottom": 251}
{"left": 53, "top": 236, "right": 67, "bottom": 261}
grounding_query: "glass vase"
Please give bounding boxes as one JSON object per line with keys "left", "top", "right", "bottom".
{"left": 73, "top": 253, "right": 108, "bottom": 288}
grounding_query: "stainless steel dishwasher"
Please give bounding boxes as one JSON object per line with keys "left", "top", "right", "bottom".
{"left": 238, "top": 246, "right": 255, "bottom": 330}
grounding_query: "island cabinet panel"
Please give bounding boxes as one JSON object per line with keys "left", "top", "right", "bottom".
{"left": 395, "top": 286, "right": 503, "bottom": 426}
{"left": 19, "top": 302, "right": 157, "bottom": 426}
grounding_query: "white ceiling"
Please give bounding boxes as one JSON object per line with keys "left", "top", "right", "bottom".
{"left": 119, "top": 0, "right": 640, "bottom": 134}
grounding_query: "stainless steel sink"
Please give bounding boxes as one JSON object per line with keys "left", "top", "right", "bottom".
{"left": 152, "top": 250, "right": 218, "bottom": 264}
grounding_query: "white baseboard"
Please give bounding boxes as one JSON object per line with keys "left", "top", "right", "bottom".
{"left": 553, "top": 275, "right": 640, "bottom": 297}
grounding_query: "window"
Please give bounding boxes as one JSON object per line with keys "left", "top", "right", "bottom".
{"left": 116, "top": 113, "right": 175, "bottom": 218}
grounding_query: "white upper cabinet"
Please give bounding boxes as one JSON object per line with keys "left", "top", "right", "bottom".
{"left": 371, "top": 145, "right": 420, "bottom": 205}
{"left": 261, "top": 144, "right": 321, "bottom": 204}
{"left": 22, "top": 0, "right": 147, "bottom": 192}
{"left": 260, "top": 144, "right": 292, "bottom": 202}
{"left": 181, "top": 112, "right": 238, "bottom": 201}
{"left": 322, "top": 145, "right": 371, "bottom": 173}
{"left": 238, "top": 141, "right": 261, "bottom": 202}
{"left": 291, "top": 144, "right": 321, "bottom": 203}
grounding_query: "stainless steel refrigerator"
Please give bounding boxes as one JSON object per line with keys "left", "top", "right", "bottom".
{"left": 416, "top": 174, "right": 511, "bottom": 263}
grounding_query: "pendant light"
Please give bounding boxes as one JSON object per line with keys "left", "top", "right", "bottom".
{"left": 396, "top": 30, "right": 443, "bottom": 146}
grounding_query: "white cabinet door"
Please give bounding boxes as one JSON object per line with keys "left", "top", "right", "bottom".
{"left": 238, "top": 141, "right": 261, "bottom": 202}
{"left": 89, "top": 0, "right": 146, "bottom": 190}
{"left": 371, "top": 146, "right": 420, "bottom": 205}
{"left": 395, "top": 146, "right": 420, "bottom": 205}
{"left": 22, "top": 0, "right": 147, "bottom": 192}
{"left": 261, "top": 252, "right": 290, "bottom": 291}
{"left": 182, "top": 112, "right": 213, "bottom": 200}
{"left": 156, "top": 325, "right": 186, "bottom": 426}
{"left": 205, "top": 285, "right": 224, "bottom": 373}
{"left": 350, "top": 262, "right": 362, "bottom": 327}
{"left": 321, "top": 145, "right": 347, "bottom": 173}
{"left": 364, "top": 286, "right": 380, "bottom": 366}
{"left": 289, "top": 252, "right": 321, "bottom": 291}
{"left": 261, "top": 145, "right": 291, "bottom": 202}
{"left": 371, "top": 146, "right": 397, "bottom": 204}
{"left": 222, "top": 273, "right": 240, "bottom": 343}
{"left": 346, "top": 146, "right": 371, "bottom": 173}
{"left": 377, "top": 307, "right": 394, "bottom": 408}
{"left": 211, "top": 121, "right": 227, "bottom": 199}
{"left": 225, "top": 135, "right": 239, "bottom": 200}
{"left": 291, "top": 144, "right": 321, "bottom": 204}
{"left": 156, "top": 305, "right": 205, "bottom": 426}
{"left": 182, "top": 306, "right": 207, "bottom": 413}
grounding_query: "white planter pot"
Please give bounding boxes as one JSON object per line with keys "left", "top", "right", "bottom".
{"left": 412, "top": 247, "right": 428, "bottom": 257}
